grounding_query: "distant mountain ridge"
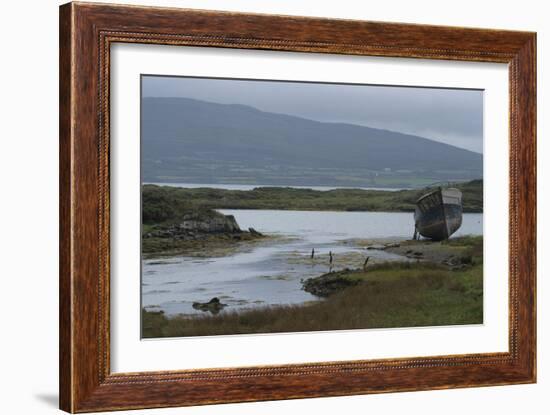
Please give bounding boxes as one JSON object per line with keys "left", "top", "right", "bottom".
{"left": 141, "top": 97, "right": 483, "bottom": 188}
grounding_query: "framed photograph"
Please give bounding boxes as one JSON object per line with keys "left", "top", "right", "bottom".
{"left": 59, "top": 2, "right": 536, "bottom": 412}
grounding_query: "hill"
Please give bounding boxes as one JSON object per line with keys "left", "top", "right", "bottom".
{"left": 142, "top": 97, "right": 483, "bottom": 188}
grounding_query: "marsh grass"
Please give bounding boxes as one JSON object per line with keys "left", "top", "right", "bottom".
{"left": 442, "top": 235, "right": 484, "bottom": 261}
{"left": 142, "top": 261, "right": 483, "bottom": 338}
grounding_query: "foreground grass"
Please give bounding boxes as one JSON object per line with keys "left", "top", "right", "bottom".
{"left": 142, "top": 260, "right": 483, "bottom": 338}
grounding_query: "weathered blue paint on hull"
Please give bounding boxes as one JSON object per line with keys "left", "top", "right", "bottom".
{"left": 414, "top": 188, "right": 463, "bottom": 241}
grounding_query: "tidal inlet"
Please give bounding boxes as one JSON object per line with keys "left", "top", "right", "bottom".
{"left": 140, "top": 75, "right": 484, "bottom": 338}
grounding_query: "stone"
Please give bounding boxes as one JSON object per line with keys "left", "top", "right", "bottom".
{"left": 192, "top": 297, "right": 227, "bottom": 315}
{"left": 384, "top": 242, "right": 401, "bottom": 248}
{"left": 248, "top": 227, "right": 263, "bottom": 236}
{"left": 302, "top": 271, "right": 359, "bottom": 297}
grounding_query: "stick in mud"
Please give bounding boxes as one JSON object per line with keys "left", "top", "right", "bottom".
{"left": 363, "top": 256, "right": 370, "bottom": 271}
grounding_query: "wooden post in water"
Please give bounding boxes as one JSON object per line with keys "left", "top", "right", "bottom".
{"left": 363, "top": 256, "right": 370, "bottom": 272}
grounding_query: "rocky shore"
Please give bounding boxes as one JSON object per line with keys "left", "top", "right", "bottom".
{"left": 142, "top": 209, "right": 265, "bottom": 257}
{"left": 144, "top": 210, "right": 261, "bottom": 240}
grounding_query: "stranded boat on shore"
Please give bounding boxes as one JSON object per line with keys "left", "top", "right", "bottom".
{"left": 414, "top": 187, "right": 463, "bottom": 241}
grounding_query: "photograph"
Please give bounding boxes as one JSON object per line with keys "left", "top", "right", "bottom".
{"left": 46, "top": 1, "right": 538, "bottom": 412}
{"left": 140, "top": 75, "right": 484, "bottom": 338}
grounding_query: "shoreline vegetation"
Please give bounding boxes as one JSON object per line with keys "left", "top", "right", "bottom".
{"left": 142, "top": 179, "right": 482, "bottom": 257}
{"left": 143, "top": 179, "right": 482, "bottom": 214}
{"left": 142, "top": 236, "right": 483, "bottom": 338}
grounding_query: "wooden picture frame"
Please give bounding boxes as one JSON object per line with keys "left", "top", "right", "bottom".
{"left": 59, "top": 2, "right": 536, "bottom": 412}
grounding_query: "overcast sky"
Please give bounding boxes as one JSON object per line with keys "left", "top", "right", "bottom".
{"left": 142, "top": 75, "right": 483, "bottom": 153}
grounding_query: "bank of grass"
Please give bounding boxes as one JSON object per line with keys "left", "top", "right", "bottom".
{"left": 142, "top": 260, "right": 483, "bottom": 338}
{"left": 379, "top": 234, "right": 484, "bottom": 266}
{"left": 142, "top": 179, "right": 483, "bottom": 218}
{"left": 442, "top": 234, "right": 484, "bottom": 258}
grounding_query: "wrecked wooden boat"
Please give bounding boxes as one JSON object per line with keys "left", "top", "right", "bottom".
{"left": 414, "top": 187, "right": 462, "bottom": 241}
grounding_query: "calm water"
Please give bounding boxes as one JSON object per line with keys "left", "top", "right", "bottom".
{"left": 142, "top": 210, "right": 483, "bottom": 316}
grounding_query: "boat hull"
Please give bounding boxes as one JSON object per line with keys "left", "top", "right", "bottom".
{"left": 414, "top": 188, "right": 462, "bottom": 241}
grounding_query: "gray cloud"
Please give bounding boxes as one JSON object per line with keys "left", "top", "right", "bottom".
{"left": 142, "top": 75, "right": 483, "bottom": 153}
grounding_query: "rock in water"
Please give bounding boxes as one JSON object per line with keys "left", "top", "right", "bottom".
{"left": 192, "top": 297, "right": 227, "bottom": 314}
{"left": 248, "top": 227, "right": 263, "bottom": 236}
{"left": 144, "top": 210, "right": 245, "bottom": 239}
{"left": 178, "top": 212, "right": 241, "bottom": 233}
{"left": 302, "top": 270, "right": 359, "bottom": 297}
